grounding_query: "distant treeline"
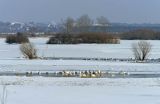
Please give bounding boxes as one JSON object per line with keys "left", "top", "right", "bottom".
{"left": 47, "top": 33, "right": 120, "bottom": 44}
{"left": 119, "top": 29, "right": 160, "bottom": 40}
{"left": 46, "top": 29, "right": 160, "bottom": 42}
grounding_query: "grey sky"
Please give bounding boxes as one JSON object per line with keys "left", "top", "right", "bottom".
{"left": 0, "top": 0, "right": 160, "bottom": 23}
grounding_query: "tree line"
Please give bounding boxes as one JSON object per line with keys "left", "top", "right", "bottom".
{"left": 119, "top": 29, "right": 160, "bottom": 40}
{"left": 60, "top": 14, "right": 110, "bottom": 33}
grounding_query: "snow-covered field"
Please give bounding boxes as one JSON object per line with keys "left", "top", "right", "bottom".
{"left": 1, "top": 38, "right": 160, "bottom": 59}
{"left": 0, "top": 38, "right": 160, "bottom": 71}
{"left": 0, "top": 77, "right": 160, "bottom": 104}
{"left": 0, "top": 38, "right": 160, "bottom": 104}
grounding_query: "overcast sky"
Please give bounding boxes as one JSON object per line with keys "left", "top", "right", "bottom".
{"left": 0, "top": 0, "right": 160, "bottom": 23}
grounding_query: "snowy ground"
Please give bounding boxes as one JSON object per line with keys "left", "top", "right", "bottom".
{"left": 7, "top": 85, "right": 160, "bottom": 104}
{"left": 0, "top": 77, "right": 160, "bottom": 104}
{"left": 0, "top": 38, "right": 160, "bottom": 71}
{"left": 0, "top": 38, "right": 160, "bottom": 58}
{"left": 0, "top": 38, "right": 160, "bottom": 104}
{"left": 1, "top": 38, "right": 160, "bottom": 59}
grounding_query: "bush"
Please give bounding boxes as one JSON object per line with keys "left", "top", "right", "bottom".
{"left": 20, "top": 42, "right": 37, "bottom": 59}
{"left": 132, "top": 40, "right": 152, "bottom": 61}
{"left": 5, "top": 35, "right": 17, "bottom": 44}
{"left": 6, "top": 32, "right": 29, "bottom": 44}
{"left": 47, "top": 33, "right": 120, "bottom": 44}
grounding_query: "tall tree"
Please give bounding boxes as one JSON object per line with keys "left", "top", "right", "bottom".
{"left": 96, "top": 16, "right": 109, "bottom": 26}
{"left": 96, "top": 16, "right": 110, "bottom": 32}
{"left": 63, "top": 17, "right": 75, "bottom": 34}
{"left": 76, "top": 14, "right": 93, "bottom": 32}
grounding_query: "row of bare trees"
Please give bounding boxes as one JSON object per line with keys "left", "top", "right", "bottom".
{"left": 61, "top": 14, "right": 110, "bottom": 33}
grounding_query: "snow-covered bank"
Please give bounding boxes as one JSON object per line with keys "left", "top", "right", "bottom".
{"left": 0, "top": 76, "right": 159, "bottom": 87}
{"left": 0, "top": 77, "right": 159, "bottom": 104}
{"left": 6, "top": 86, "right": 160, "bottom": 104}
{"left": 0, "top": 59, "right": 160, "bottom": 72}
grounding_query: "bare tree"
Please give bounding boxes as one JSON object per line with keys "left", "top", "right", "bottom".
{"left": 76, "top": 14, "right": 93, "bottom": 32}
{"left": 96, "top": 16, "right": 109, "bottom": 26}
{"left": 96, "top": 16, "right": 110, "bottom": 32}
{"left": 132, "top": 41, "right": 152, "bottom": 61}
{"left": 63, "top": 17, "right": 75, "bottom": 34}
{"left": 20, "top": 42, "right": 37, "bottom": 59}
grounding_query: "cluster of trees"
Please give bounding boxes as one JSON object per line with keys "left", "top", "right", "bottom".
{"left": 119, "top": 29, "right": 160, "bottom": 40}
{"left": 47, "top": 33, "right": 120, "bottom": 44}
{"left": 60, "top": 14, "right": 110, "bottom": 33}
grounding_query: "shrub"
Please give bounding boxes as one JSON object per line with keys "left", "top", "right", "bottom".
{"left": 20, "top": 42, "right": 37, "bottom": 59}
{"left": 47, "top": 33, "right": 120, "bottom": 44}
{"left": 5, "top": 35, "right": 17, "bottom": 44}
{"left": 132, "top": 40, "right": 152, "bottom": 61}
{"left": 6, "top": 32, "right": 29, "bottom": 44}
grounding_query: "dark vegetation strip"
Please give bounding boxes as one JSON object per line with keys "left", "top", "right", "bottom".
{"left": 0, "top": 70, "right": 160, "bottom": 78}
{"left": 47, "top": 33, "right": 120, "bottom": 44}
{"left": 42, "top": 57, "right": 160, "bottom": 63}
